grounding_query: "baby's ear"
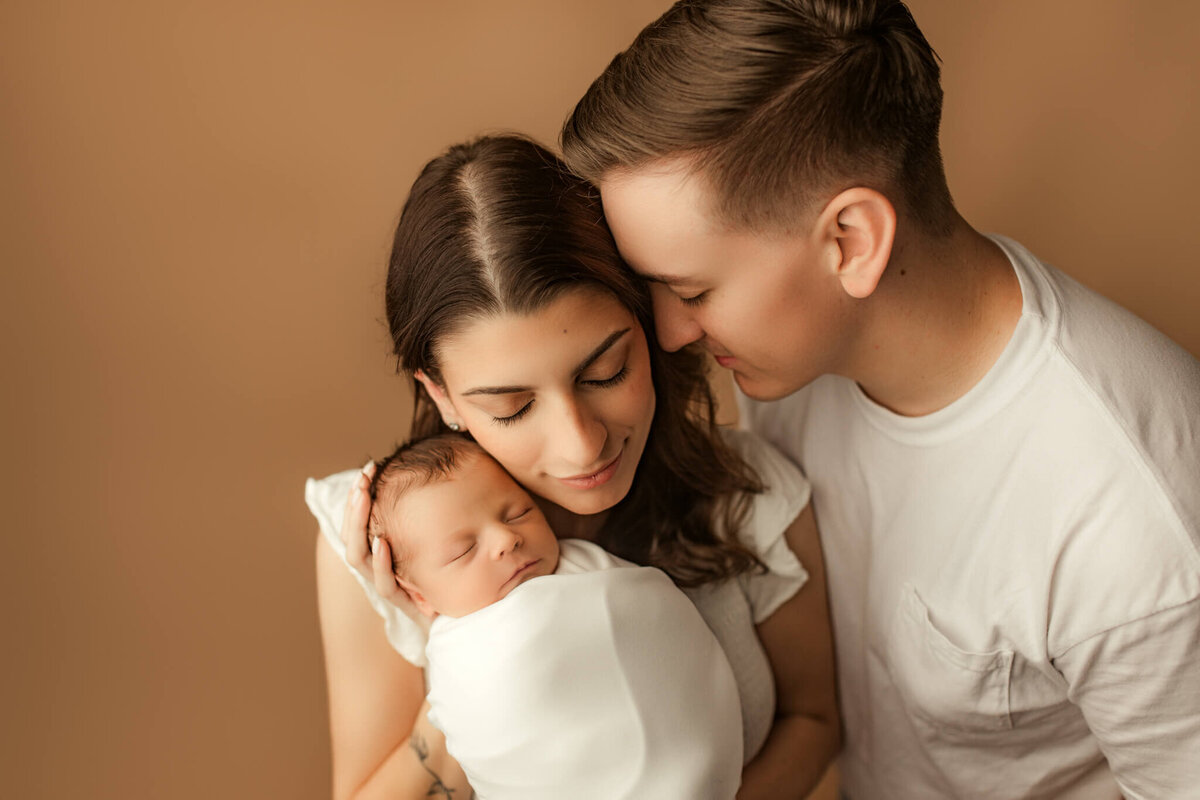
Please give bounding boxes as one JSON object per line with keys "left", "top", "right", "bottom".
{"left": 396, "top": 577, "right": 438, "bottom": 620}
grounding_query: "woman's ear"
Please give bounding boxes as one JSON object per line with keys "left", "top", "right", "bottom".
{"left": 414, "top": 369, "right": 466, "bottom": 432}
{"left": 817, "top": 187, "right": 896, "bottom": 299}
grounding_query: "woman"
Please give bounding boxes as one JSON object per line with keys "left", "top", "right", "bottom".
{"left": 309, "top": 135, "right": 839, "bottom": 799}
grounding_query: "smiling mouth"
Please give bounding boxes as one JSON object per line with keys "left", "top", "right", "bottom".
{"left": 557, "top": 450, "right": 623, "bottom": 489}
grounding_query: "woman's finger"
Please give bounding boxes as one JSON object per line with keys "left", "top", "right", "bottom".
{"left": 371, "top": 537, "right": 432, "bottom": 631}
{"left": 341, "top": 461, "right": 376, "bottom": 573}
{"left": 371, "top": 534, "right": 401, "bottom": 598}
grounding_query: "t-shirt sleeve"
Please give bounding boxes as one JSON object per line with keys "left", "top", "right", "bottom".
{"left": 1054, "top": 596, "right": 1200, "bottom": 799}
{"left": 304, "top": 469, "right": 430, "bottom": 667}
{"left": 720, "top": 427, "right": 813, "bottom": 624}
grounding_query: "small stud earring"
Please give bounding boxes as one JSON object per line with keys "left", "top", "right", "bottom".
{"left": 448, "top": 422, "right": 461, "bottom": 432}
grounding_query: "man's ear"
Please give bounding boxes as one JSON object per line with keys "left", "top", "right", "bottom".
{"left": 396, "top": 576, "right": 438, "bottom": 620}
{"left": 816, "top": 187, "right": 896, "bottom": 299}
{"left": 414, "top": 369, "right": 466, "bottom": 433}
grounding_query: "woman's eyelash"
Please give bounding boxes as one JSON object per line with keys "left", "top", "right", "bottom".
{"left": 583, "top": 365, "right": 629, "bottom": 388}
{"left": 492, "top": 402, "right": 533, "bottom": 426}
{"left": 490, "top": 365, "right": 628, "bottom": 426}
{"left": 679, "top": 291, "right": 708, "bottom": 307}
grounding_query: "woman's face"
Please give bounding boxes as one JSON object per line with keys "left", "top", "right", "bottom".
{"left": 430, "top": 289, "right": 656, "bottom": 516}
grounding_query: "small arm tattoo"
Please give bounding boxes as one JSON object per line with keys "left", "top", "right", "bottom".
{"left": 409, "top": 732, "right": 458, "bottom": 798}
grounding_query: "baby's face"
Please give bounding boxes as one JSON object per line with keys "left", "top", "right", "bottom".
{"left": 390, "top": 453, "right": 559, "bottom": 618}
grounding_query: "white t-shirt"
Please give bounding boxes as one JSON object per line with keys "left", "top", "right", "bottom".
{"left": 305, "top": 427, "right": 811, "bottom": 762}
{"left": 424, "top": 539, "right": 743, "bottom": 800}
{"left": 738, "top": 235, "right": 1200, "bottom": 800}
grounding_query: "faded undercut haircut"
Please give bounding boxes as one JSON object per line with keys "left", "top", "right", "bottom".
{"left": 561, "top": 0, "right": 955, "bottom": 234}
{"left": 367, "top": 433, "right": 488, "bottom": 577}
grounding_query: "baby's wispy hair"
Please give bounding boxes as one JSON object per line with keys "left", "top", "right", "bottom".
{"left": 367, "top": 433, "right": 487, "bottom": 575}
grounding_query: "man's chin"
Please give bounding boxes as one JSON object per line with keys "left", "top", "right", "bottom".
{"left": 732, "top": 370, "right": 799, "bottom": 402}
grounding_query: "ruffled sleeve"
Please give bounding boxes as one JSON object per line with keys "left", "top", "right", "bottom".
{"left": 304, "top": 469, "right": 430, "bottom": 667}
{"left": 720, "top": 427, "right": 812, "bottom": 624}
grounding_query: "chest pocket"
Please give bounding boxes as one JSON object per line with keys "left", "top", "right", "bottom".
{"left": 886, "top": 584, "right": 1014, "bottom": 736}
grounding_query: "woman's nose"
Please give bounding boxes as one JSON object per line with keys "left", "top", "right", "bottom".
{"left": 555, "top": 398, "right": 607, "bottom": 468}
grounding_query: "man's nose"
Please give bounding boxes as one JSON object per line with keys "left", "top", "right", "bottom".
{"left": 651, "top": 286, "right": 704, "bottom": 352}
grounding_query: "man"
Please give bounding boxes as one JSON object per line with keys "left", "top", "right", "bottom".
{"left": 562, "top": 1, "right": 1200, "bottom": 798}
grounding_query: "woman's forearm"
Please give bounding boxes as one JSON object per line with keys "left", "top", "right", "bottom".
{"left": 345, "top": 706, "right": 473, "bottom": 800}
{"left": 740, "top": 504, "right": 842, "bottom": 798}
{"left": 737, "top": 713, "right": 840, "bottom": 799}
{"left": 318, "top": 535, "right": 474, "bottom": 800}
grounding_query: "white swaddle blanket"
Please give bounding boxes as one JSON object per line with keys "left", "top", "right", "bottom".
{"left": 425, "top": 539, "right": 743, "bottom": 800}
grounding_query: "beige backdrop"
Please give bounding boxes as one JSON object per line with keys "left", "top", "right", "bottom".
{"left": 3, "top": 2, "right": 1198, "bottom": 798}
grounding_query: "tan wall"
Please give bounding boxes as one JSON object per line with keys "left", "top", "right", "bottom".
{"left": 2, "top": 2, "right": 1197, "bottom": 797}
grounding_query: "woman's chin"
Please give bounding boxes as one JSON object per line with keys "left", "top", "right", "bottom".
{"left": 540, "top": 477, "right": 631, "bottom": 518}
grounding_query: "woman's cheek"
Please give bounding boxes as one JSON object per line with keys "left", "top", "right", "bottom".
{"left": 626, "top": 366, "right": 657, "bottom": 427}
{"left": 472, "top": 427, "right": 541, "bottom": 481}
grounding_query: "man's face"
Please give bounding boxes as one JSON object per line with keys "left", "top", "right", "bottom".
{"left": 600, "top": 160, "right": 857, "bottom": 400}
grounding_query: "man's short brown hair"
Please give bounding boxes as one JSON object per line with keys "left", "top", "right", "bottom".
{"left": 562, "top": 0, "right": 955, "bottom": 234}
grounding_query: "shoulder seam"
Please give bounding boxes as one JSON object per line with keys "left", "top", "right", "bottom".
{"left": 1047, "top": 339, "right": 1200, "bottom": 571}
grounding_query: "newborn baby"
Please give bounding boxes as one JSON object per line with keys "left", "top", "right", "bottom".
{"left": 367, "top": 433, "right": 743, "bottom": 800}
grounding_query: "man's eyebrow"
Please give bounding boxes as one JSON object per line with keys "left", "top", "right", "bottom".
{"left": 460, "top": 328, "right": 631, "bottom": 397}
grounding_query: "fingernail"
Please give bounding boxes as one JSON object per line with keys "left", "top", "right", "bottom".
{"left": 370, "top": 535, "right": 379, "bottom": 556}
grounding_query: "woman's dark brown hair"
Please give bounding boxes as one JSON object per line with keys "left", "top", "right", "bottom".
{"left": 561, "top": 0, "right": 955, "bottom": 235}
{"left": 385, "top": 134, "right": 763, "bottom": 587}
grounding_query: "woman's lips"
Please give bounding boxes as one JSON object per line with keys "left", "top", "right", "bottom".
{"left": 557, "top": 450, "right": 623, "bottom": 490}
{"left": 714, "top": 354, "right": 736, "bottom": 368}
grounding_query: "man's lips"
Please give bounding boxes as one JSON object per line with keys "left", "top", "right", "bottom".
{"left": 557, "top": 450, "right": 623, "bottom": 489}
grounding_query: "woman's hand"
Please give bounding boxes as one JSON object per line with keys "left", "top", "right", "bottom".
{"left": 340, "top": 461, "right": 429, "bottom": 631}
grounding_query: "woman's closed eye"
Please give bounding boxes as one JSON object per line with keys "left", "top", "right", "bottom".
{"left": 581, "top": 364, "right": 628, "bottom": 388}
{"left": 490, "top": 365, "right": 628, "bottom": 426}
{"left": 491, "top": 401, "right": 533, "bottom": 426}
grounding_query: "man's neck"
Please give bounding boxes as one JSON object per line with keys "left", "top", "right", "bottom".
{"left": 848, "top": 221, "right": 1023, "bottom": 417}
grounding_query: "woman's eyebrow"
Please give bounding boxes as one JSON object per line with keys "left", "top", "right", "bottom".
{"left": 459, "top": 328, "right": 631, "bottom": 397}
{"left": 573, "top": 328, "right": 630, "bottom": 374}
